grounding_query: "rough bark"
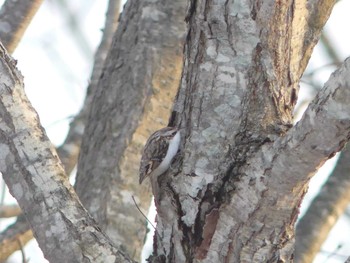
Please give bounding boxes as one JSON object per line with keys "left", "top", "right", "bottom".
{"left": 0, "top": 1, "right": 120, "bottom": 260}
{"left": 0, "top": 0, "right": 344, "bottom": 262}
{"left": 0, "top": 0, "right": 44, "bottom": 54}
{"left": 75, "top": 0, "right": 186, "bottom": 259}
{"left": 0, "top": 43, "right": 134, "bottom": 263}
{"left": 295, "top": 143, "right": 350, "bottom": 263}
{"left": 147, "top": 0, "right": 338, "bottom": 262}
{"left": 0, "top": 0, "right": 46, "bottom": 257}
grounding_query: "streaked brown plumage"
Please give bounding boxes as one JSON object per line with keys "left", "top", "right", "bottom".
{"left": 139, "top": 127, "right": 180, "bottom": 184}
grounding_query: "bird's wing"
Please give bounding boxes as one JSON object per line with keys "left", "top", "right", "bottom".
{"left": 139, "top": 135, "right": 169, "bottom": 183}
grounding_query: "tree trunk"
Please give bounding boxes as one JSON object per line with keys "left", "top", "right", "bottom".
{"left": 3, "top": 0, "right": 350, "bottom": 262}
{"left": 148, "top": 1, "right": 343, "bottom": 262}
{"left": 75, "top": 0, "right": 186, "bottom": 259}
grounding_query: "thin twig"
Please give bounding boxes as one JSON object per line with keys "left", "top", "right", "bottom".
{"left": 17, "top": 238, "right": 28, "bottom": 263}
{"left": 131, "top": 195, "right": 156, "bottom": 231}
{"left": 132, "top": 196, "right": 166, "bottom": 255}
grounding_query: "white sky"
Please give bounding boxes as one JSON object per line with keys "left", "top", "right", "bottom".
{"left": 1, "top": 0, "right": 350, "bottom": 262}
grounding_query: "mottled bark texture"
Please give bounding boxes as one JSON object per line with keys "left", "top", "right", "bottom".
{"left": 0, "top": 0, "right": 44, "bottom": 54}
{"left": 0, "top": 0, "right": 46, "bottom": 259}
{"left": 0, "top": 44, "right": 134, "bottom": 262}
{"left": 148, "top": 0, "right": 340, "bottom": 262}
{"left": 295, "top": 143, "right": 350, "bottom": 263}
{"left": 0, "top": 1, "right": 120, "bottom": 260}
{"left": 75, "top": 0, "right": 186, "bottom": 259}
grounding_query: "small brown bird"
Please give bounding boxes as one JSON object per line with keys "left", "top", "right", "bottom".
{"left": 139, "top": 127, "right": 181, "bottom": 184}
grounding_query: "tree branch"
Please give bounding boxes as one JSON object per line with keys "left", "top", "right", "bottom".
{"left": 0, "top": 215, "right": 32, "bottom": 262}
{"left": 175, "top": 57, "right": 350, "bottom": 262}
{"left": 240, "top": 57, "right": 350, "bottom": 261}
{"left": 0, "top": 1, "right": 121, "bottom": 260}
{"left": 0, "top": 0, "right": 44, "bottom": 53}
{"left": 295, "top": 143, "right": 350, "bottom": 262}
{"left": 148, "top": 0, "right": 338, "bottom": 261}
{"left": 0, "top": 42, "right": 132, "bottom": 263}
{"left": 0, "top": 204, "right": 21, "bottom": 218}
{"left": 297, "top": 0, "right": 336, "bottom": 75}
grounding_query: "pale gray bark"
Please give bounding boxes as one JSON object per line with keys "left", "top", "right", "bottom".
{"left": 75, "top": 0, "right": 186, "bottom": 259}
{"left": 0, "top": 1, "right": 121, "bottom": 260}
{"left": 0, "top": 0, "right": 345, "bottom": 262}
{"left": 295, "top": 144, "right": 350, "bottom": 263}
{"left": 0, "top": 0, "right": 46, "bottom": 258}
{"left": 0, "top": 0, "right": 44, "bottom": 54}
{"left": 148, "top": 0, "right": 338, "bottom": 262}
{"left": 0, "top": 43, "right": 134, "bottom": 263}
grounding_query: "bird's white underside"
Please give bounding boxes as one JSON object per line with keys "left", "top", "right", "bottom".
{"left": 151, "top": 131, "right": 181, "bottom": 177}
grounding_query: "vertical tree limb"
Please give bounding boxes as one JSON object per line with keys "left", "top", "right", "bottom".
{"left": 75, "top": 0, "right": 187, "bottom": 259}
{"left": 148, "top": 0, "right": 337, "bottom": 261}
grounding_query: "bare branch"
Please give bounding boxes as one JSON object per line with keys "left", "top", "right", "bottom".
{"left": 0, "top": 215, "right": 32, "bottom": 262}
{"left": 222, "top": 57, "right": 350, "bottom": 260}
{"left": 0, "top": 0, "right": 44, "bottom": 53}
{"left": 0, "top": 1, "right": 121, "bottom": 260}
{"left": 0, "top": 43, "right": 133, "bottom": 263}
{"left": 180, "top": 57, "right": 350, "bottom": 262}
{"left": 0, "top": 204, "right": 21, "bottom": 218}
{"left": 297, "top": 0, "right": 337, "bottom": 75}
{"left": 295, "top": 143, "right": 350, "bottom": 262}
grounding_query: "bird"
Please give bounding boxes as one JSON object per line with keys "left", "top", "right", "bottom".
{"left": 139, "top": 127, "right": 181, "bottom": 184}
